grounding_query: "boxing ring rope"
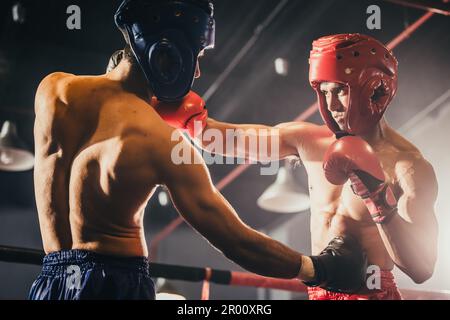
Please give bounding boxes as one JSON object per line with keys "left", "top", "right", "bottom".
{"left": 0, "top": 245, "right": 307, "bottom": 295}
{"left": 149, "top": 10, "right": 436, "bottom": 258}
{"left": 387, "top": 11, "right": 435, "bottom": 50}
{"left": 202, "top": 0, "right": 291, "bottom": 102}
{"left": 2, "top": 245, "right": 450, "bottom": 300}
{"left": 383, "top": 0, "right": 450, "bottom": 16}
{"left": 398, "top": 89, "right": 450, "bottom": 134}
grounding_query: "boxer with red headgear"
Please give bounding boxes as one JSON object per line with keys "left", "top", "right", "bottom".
{"left": 309, "top": 34, "right": 398, "bottom": 137}
{"left": 201, "top": 33, "right": 439, "bottom": 300}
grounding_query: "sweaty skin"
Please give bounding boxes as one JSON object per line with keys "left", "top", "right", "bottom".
{"left": 203, "top": 83, "right": 438, "bottom": 284}
{"left": 33, "top": 60, "right": 310, "bottom": 280}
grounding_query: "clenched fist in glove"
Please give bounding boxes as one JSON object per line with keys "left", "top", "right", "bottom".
{"left": 323, "top": 136, "right": 398, "bottom": 224}
{"left": 152, "top": 91, "right": 208, "bottom": 138}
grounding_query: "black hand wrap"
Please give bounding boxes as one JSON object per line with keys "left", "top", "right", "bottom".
{"left": 304, "top": 236, "right": 368, "bottom": 294}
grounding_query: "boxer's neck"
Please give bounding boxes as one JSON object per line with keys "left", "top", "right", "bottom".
{"left": 109, "top": 60, "right": 153, "bottom": 102}
{"left": 360, "top": 118, "right": 389, "bottom": 147}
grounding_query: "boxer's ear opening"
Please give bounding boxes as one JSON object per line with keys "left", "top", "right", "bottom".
{"left": 371, "top": 81, "right": 388, "bottom": 103}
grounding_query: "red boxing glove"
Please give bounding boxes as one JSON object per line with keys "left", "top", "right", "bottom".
{"left": 323, "top": 136, "right": 398, "bottom": 224}
{"left": 152, "top": 91, "right": 208, "bottom": 138}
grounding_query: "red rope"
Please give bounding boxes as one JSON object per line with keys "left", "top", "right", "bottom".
{"left": 201, "top": 268, "right": 213, "bottom": 300}
{"left": 387, "top": 12, "right": 434, "bottom": 50}
{"left": 230, "top": 271, "right": 308, "bottom": 293}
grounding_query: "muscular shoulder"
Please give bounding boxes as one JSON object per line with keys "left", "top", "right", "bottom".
{"left": 36, "top": 72, "right": 74, "bottom": 104}
{"left": 387, "top": 129, "right": 436, "bottom": 192}
{"left": 277, "top": 122, "right": 333, "bottom": 159}
{"left": 34, "top": 72, "right": 74, "bottom": 133}
{"left": 37, "top": 72, "right": 127, "bottom": 126}
{"left": 38, "top": 71, "right": 73, "bottom": 89}
{"left": 276, "top": 121, "right": 326, "bottom": 132}
{"left": 395, "top": 152, "right": 438, "bottom": 200}
{"left": 36, "top": 72, "right": 116, "bottom": 107}
{"left": 35, "top": 72, "right": 90, "bottom": 122}
{"left": 280, "top": 121, "right": 332, "bottom": 140}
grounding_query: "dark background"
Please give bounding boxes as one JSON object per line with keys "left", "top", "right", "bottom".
{"left": 0, "top": 0, "right": 449, "bottom": 299}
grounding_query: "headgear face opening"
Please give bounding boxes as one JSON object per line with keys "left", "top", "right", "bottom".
{"left": 115, "top": 0, "right": 215, "bottom": 102}
{"left": 309, "top": 34, "right": 398, "bottom": 136}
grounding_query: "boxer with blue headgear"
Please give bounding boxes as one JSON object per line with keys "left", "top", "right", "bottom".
{"left": 115, "top": 0, "right": 215, "bottom": 102}
{"left": 30, "top": 0, "right": 314, "bottom": 300}
{"left": 109, "top": 0, "right": 214, "bottom": 137}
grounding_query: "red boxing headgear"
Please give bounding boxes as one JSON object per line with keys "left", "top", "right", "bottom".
{"left": 309, "top": 34, "right": 398, "bottom": 136}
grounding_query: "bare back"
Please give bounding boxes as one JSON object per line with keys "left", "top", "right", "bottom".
{"left": 34, "top": 73, "right": 163, "bottom": 257}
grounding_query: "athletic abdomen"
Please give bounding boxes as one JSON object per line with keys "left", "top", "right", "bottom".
{"left": 306, "top": 161, "right": 394, "bottom": 270}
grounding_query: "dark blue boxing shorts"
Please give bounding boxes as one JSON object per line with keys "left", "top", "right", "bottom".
{"left": 28, "top": 250, "right": 155, "bottom": 300}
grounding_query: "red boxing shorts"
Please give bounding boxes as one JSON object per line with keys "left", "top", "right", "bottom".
{"left": 307, "top": 271, "right": 402, "bottom": 300}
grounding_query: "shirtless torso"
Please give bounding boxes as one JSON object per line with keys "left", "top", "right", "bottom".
{"left": 299, "top": 124, "right": 422, "bottom": 270}
{"left": 34, "top": 72, "right": 162, "bottom": 257}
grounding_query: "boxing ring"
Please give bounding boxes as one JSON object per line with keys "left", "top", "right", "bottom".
{"left": 1, "top": 0, "right": 449, "bottom": 301}
{"left": 1, "top": 245, "right": 449, "bottom": 300}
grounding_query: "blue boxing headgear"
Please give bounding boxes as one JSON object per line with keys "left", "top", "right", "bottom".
{"left": 115, "top": 0, "right": 215, "bottom": 102}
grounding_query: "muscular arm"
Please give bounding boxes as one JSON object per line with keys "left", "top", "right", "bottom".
{"left": 378, "top": 159, "right": 438, "bottom": 283}
{"left": 200, "top": 118, "right": 314, "bottom": 162}
{"left": 34, "top": 73, "right": 80, "bottom": 251}
{"left": 147, "top": 119, "right": 305, "bottom": 279}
